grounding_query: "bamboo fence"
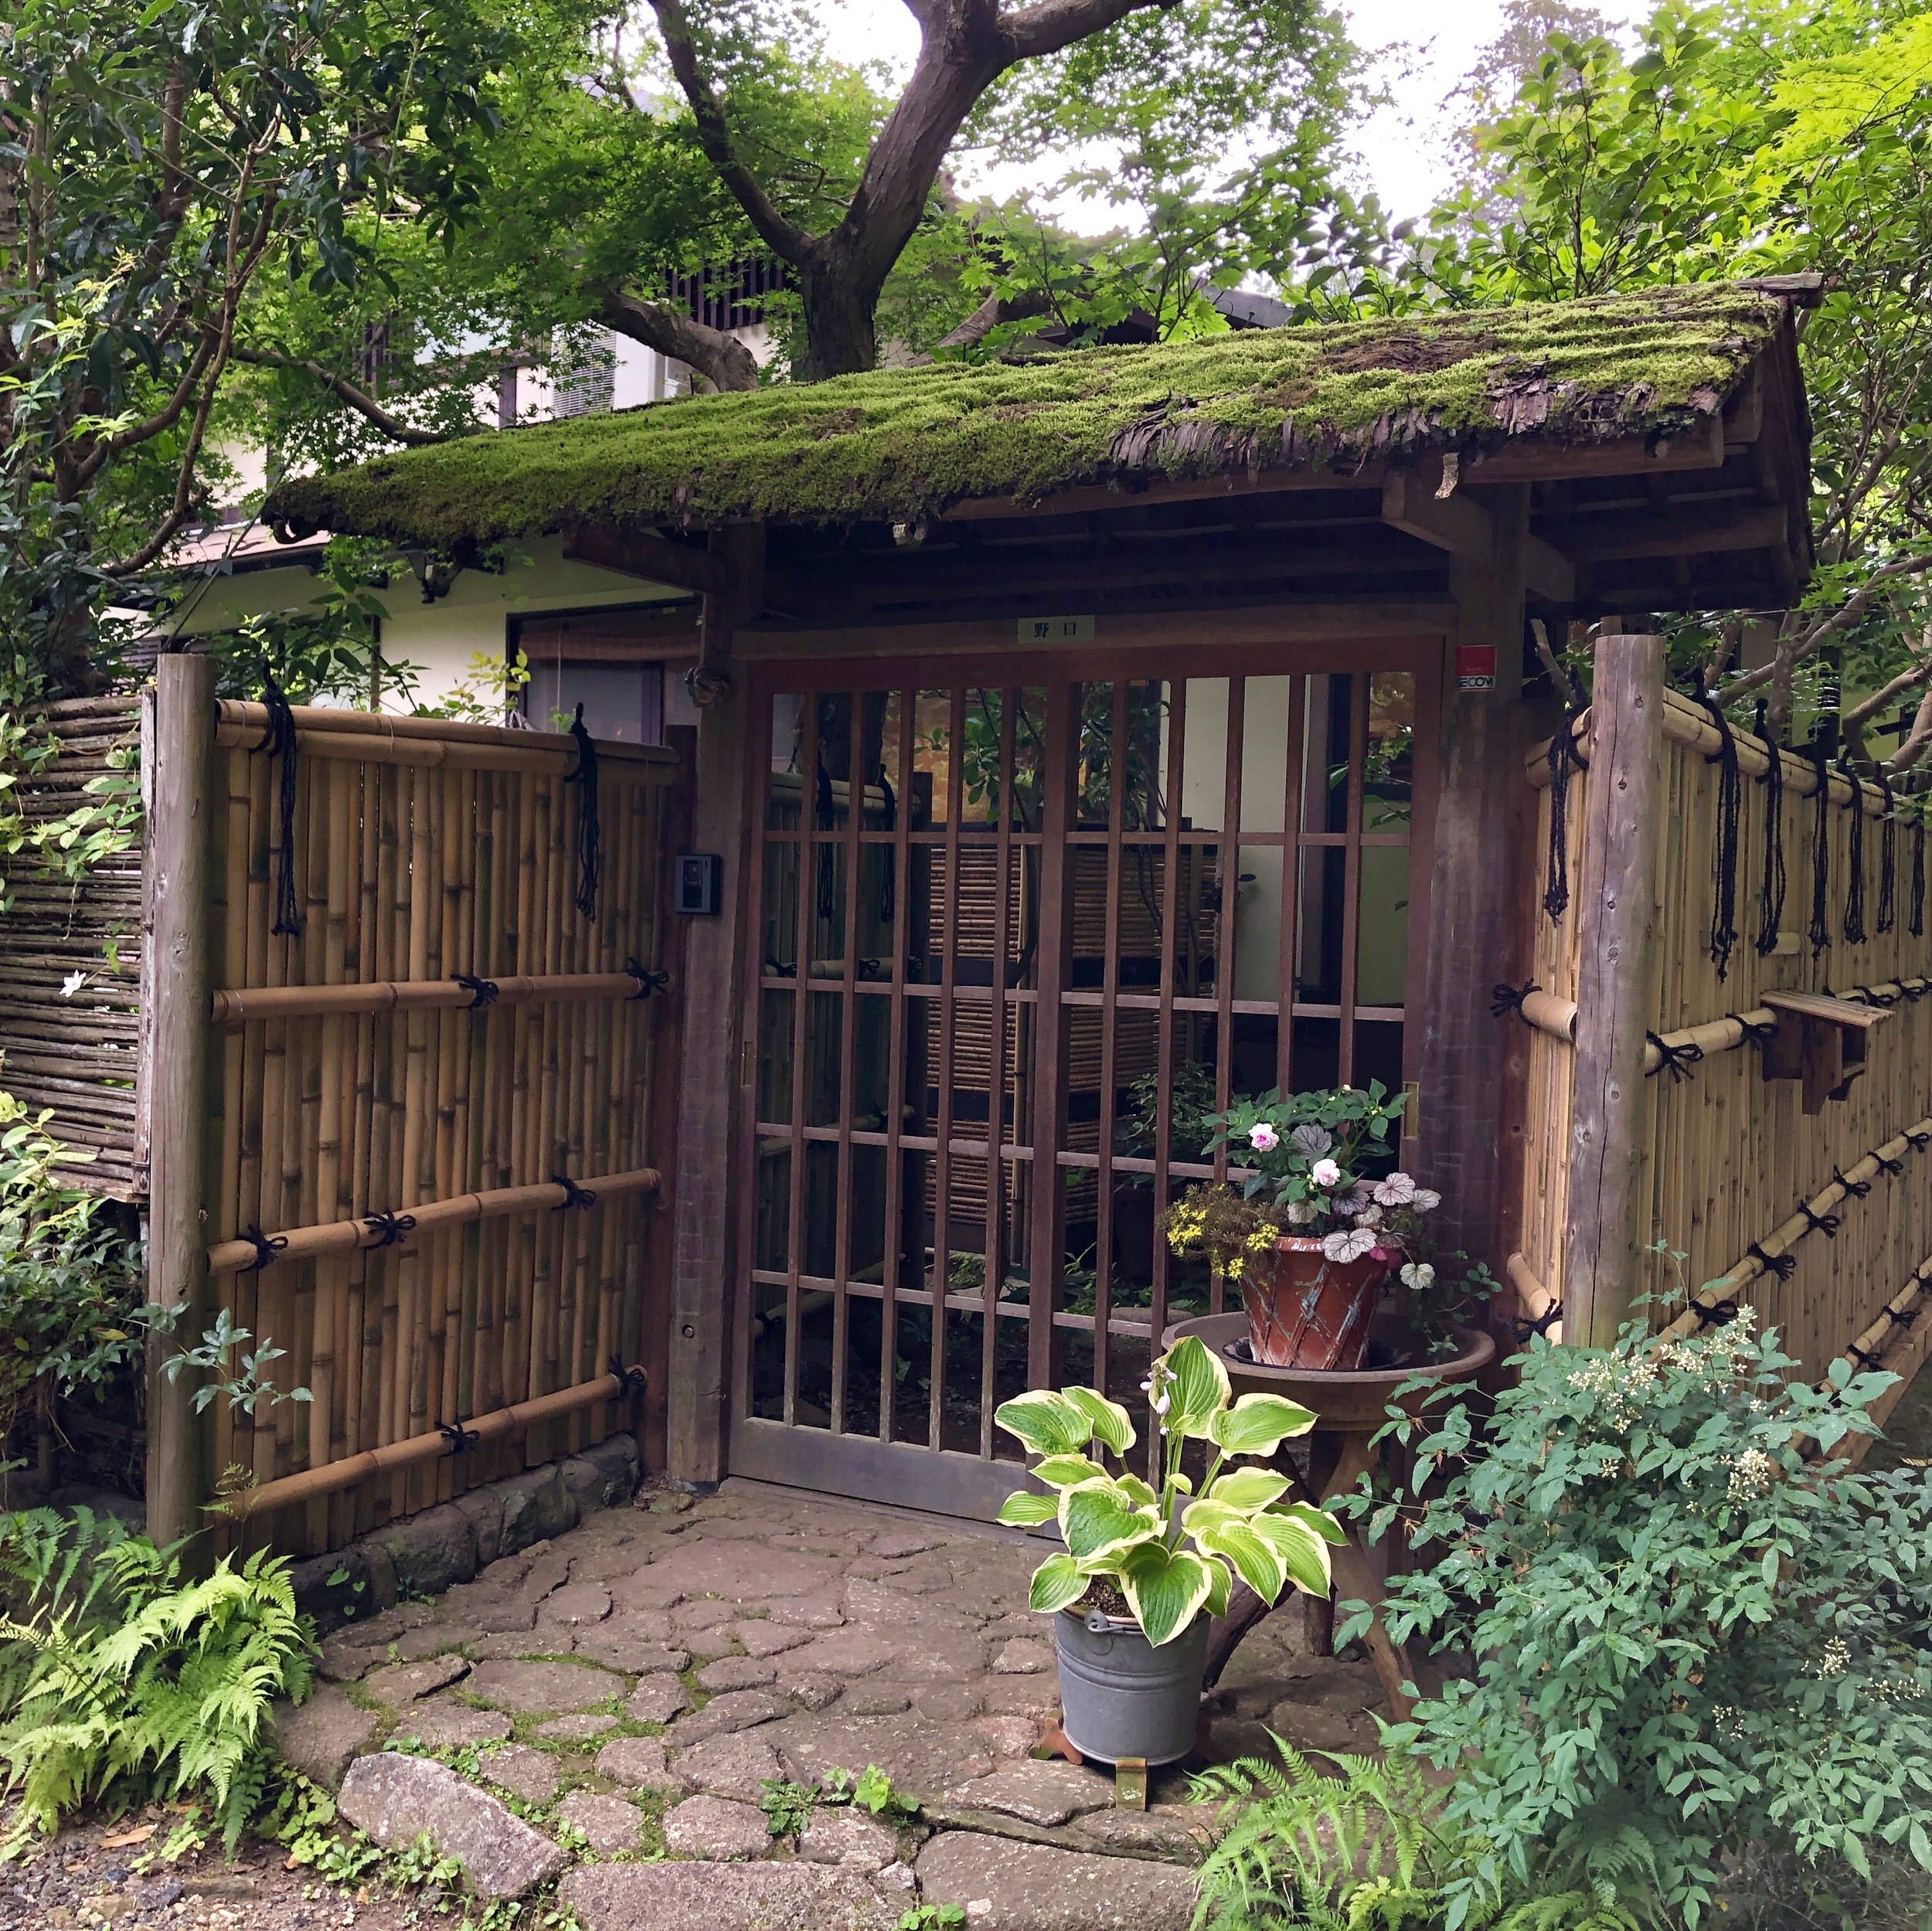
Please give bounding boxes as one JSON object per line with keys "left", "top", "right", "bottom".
{"left": 186, "top": 695, "right": 682, "bottom": 1555}
{"left": 0, "top": 694, "right": 147, "bottom": 1194}
{"left": 1515, "top": 675, "right": 1932, "bottom": 1403}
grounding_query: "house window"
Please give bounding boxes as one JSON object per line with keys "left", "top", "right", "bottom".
{"left": 522, "top": 658, "right": 665, "bottom": 743}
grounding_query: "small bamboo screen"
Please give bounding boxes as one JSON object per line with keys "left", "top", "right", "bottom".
{"left": 1519, "top": 686, "right": 1932, "bottom": 1396}
{"left": 201, "top": 701, "right": 681, "bottom": 1555}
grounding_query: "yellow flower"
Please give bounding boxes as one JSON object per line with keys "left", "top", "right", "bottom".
{"left": 1226, "top": 1254, "right": 1246, "bottom": 1280}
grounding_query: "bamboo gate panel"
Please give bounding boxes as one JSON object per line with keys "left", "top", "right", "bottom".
{"left": 1516, "top": 678, "right": 1932, "bottom": 1409}
{"left": 0, "top": 694, "right": 147, "bottom": 1194}
{"left": 197, "top": 699, "right": 682, "bottom": 1556}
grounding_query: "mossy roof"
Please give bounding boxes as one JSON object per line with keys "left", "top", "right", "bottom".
{"left": 266, "top": 283, "right": 1798, "bottom": 546}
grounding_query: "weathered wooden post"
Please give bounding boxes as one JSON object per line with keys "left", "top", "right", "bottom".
{"left": 146, "top": 651, "right": 216, "bottom": 1545}
{"left": 1564, "top": 630, "right": 1665, "bottom": 1347}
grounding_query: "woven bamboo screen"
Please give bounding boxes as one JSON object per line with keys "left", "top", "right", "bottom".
{"left": 202, "top": 701, "right": 682, "bottom": 1555}
{"left": 1519, "top": 685, "right": 1932, "bottom": 1396}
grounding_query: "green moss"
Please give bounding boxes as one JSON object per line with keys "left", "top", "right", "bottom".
{"left": 266, "top": 284, "right": 1789, "bottom": 546}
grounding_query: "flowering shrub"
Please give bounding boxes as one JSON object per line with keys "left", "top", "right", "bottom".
{"left": 1161, "top": 1083, "right": 1437, "bottom": 1276}
{"left": 1341, "top": 1308, "right": 1932, "bottom": 1927}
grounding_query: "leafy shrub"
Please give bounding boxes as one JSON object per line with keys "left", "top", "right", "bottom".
{"left": 0, "top": 1507, "right": 315, "bottom": 1848}
{"left": 1343, "top": 1311, "right": 1932, "bottom": 1926}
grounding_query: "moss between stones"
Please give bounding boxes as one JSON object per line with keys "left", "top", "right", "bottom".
{"left": 264, "top": 284, "right": 1791, "bottom": 547}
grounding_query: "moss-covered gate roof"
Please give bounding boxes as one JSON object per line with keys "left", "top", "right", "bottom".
{"left": 265, "top": 284, "right": 1800, "bottom": 546}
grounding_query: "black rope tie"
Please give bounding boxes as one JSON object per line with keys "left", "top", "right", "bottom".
{"left": 1699, "top": 694, "right": 1742, "bottom": 979}
{"left": 1747, "top": 1241, "right": 1795, "bottom": 1280}
{"left": 878, "top": 766, "right": 896, "bottom": 926}
{"left": 624, "top": 958, "right": 670, "bottom": 1000}
{"left": 1510, "top": 1302, "right": 1564, "bottom": 1344}
{"left": 1808, "top": 739, "right": 1832, "bottom": 957}
{"left": 550, "top": 1173, "right": 597, "bottom": 1211}
{"left": 1798, "top": 1201, "right": 1842, "bottom": 1239}
{"left": 1877, "top": 768, "right": 1898, "bottom": 936}
{"left": 1490, "top": 981, "right": 1540, "bottom": 1019}
{"left": 1647, "top": 1030, "right": 1702, "bottom": 1082}
{"left": 607, "top": 1354, "right": 648, "bottom": 1396}
{"left": 1875, "top": 1151, "right": 1906, "bottom": 1176}
{"left": 1727, "top": 1012, "right": 1779, "bottom": 1052}
{"left": 240, "top": 1224, "right": 288, "bottom": 1273}
{"left": 1543, "top": 709, "right": 1588, "bottom": 923}
{"left": 1847, "top": 1344, "right": 1885, "bottom": 1372}
{"left": 455, "top": 973, "right": 498, "bottom": 1011}
{"left": 1690, "top": 1297, "right": 1744, "bottom": 1326}
{"left": 1753, "top": 702, "right": 1787, "bottom": 956}
{"left": 764, "top": 954, "right": 797, "bottom": 978}
{"left": 1904, "top": 979, "right": 1930, "bottom": 1001}
{"left": 1913, "top": 809, "right": 1927, "bottom": 939}
{"left": 1840, "top": 760, "right": 1868, "bottom": 945}
{"left": 1910, "top": 1129, "right": 1932, "bottom": 1151}
{"left": 440, "top": 1419, "right": 480, "bottom": 1455}
{"left": 362, "top": 1209, "right": 417, "bottom": 1248}
{"left": 1889, "top": 1304, "right": 1920, "bottom": 1329}
{"left": 565, "top": 704, "right": 601, "bottom": 922}
{"left": 257, "top": 668, "right": 303, "bottom": 939}
{"left": 1832, "top": 1165, "right": 1872, "bottom": 1200}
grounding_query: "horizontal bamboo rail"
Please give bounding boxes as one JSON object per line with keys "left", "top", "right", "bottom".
{"left": 1519, "top": 991, "right": 1578, "bottom": 1042}
{"left": 1527, "top": 689, "right": 1902, "bottom": 814}
{"left": 204, "top": 1168, "right": 662, "bottom": 1277}
{"left": 216, "top": 699, "right": 679, "bottom": 771}
{"left": 1505, "top": 1251, "right": 1560, "bottom": 1341}
{"left": 1834, "top": 1261, "right": 1932, "bottom": 1380}
{"left": 213, "top": 719, "right": 675, "bottom": 780}
{"left": 211, "top": 969, "right": 667, "bottom": 1026}
{"left": 1643, "top": 1008, "right": 1775, "bottom": 1074}
{"left": 219, "top": 1365, "right": 645, "bottom": 1520}
{"left": 1664, "top": 1116, "right": 1932, "bottom": 1336}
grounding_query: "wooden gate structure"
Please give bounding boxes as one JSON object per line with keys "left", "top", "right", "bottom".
{"left": 143, "top": 656, "right": 685, "bottom": 1551}
{"left": 1508, "top": 631, "right": 1932, "bottom": 1419}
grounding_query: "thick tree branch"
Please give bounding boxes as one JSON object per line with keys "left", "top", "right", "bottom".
{"left": 931, "top": 287, "right": 1053, "bottom": 352}
{"left": 231, "top": 344, "right": 456, "bottom": 445}
{"left": 597, "top": 287, "right": 760, "bottom": 393}
{"left": 1889, "top": 682, "right": 1932, "bottom": 774}
{"left": 1002, "top": 0, "right": 1166, "bottom": 61}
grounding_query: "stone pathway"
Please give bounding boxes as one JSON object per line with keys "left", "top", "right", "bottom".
{"left": 277, "top": 1477, "right": 1389, "bottom": 1930}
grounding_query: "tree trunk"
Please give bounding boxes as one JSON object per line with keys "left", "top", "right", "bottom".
{"left": 794, "top": 247, "right": 883, "bottom": 382}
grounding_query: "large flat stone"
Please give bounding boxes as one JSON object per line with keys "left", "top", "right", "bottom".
{"left": 662, "top": 1793, "right": 770, "bottom": 1861}
{"left": 538, "top": 1581, "right": 611, "bottom": 1628}
{"left": 477, "top": 1744, "right": 559, "bottom": 1806}
{"left": 945, "top": 1760, "right": 1114, "bottom": 1827}
{"left": 467, "top": 1658, "right": 624, "bottom": 1714}
{"left": 670, "top": 1729, "right": 784, "bottom": 1800}
{"left": 558, "top": 1790, "right": 644, "bottom": 1855}
{"left": 595, "top": 1735, "right": 671, "bottom": 1787}
{"left": 735, "top": 1621, "right": 811, "bottom": 1659}
{"left": 668, "top": 1689, "right": 787, "bottom": 1742}
{"left": 391, "top": 1697, "right": 514, "bottom": 1750}
{"left": 338, "top": 1753, "right": 570, "bottom": 1901}
{"left": 783, "top": 1630, "right": 896, "bottom": 1679}
{"left": 625, "top": 1674, "right": 693, "bottom": 1725}
{"left": 915, "top": 1831, "right": 1196, "bottom": 1931}
{"left": 269, "top": 1688, "right": 378, "bottom": 1791}
{"left": 764, "top": 1712, "right": 995, "bottom": 1803}
{"left": 647, "top": 1541, "right": 848, "bottom": 1602}
{"left": 697, "top": 1655, "right": 777, "bottom": 1692}
{"left": 574, "top": 1630, "right": 686, "bottom": 1674}
{"left": 533, "top": 1712, "right": 619, "bottom": 1742}
{"left": 606, "top": 1566, "right": 686, "bottom": 1613}
{"left": 363, "top": 1654, "right": 470, "bottom": 1707}
{"left": 562, "top": 1861, "right": 900, "bottom": 1931}
{"left": 799, "top": 1810, "right": 900, "bottom": 1872}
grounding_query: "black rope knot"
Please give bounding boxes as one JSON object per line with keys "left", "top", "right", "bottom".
{"left": 1798, "top": 1201, "right": 1842, "bottom": 1239}
{"left": 1875, "top": 1151, "right": 1906, "bottom": 1176}
{"left": 1727, "top": 1013, "right": 1779, "bottom": 1050}
{"left": 551, "top": 1173, "right": 597, "bottom": 1211}
{"left": 1647, "top": 1031, "right": 1702, "bottom": 1081}
{"left": 1913, "top": 809, "right": 1927, "bottom": 940}
{"left": 1753, "top": 702, "right": 1788, "bottom": 957}
{"left": 1491, "top": 980, "right": 1540, "bottom": 1019}
{"left": 240, "top": 1224, "right": 288, "bottom": 1273}
{"left": 256, "top": 668, "right": 303, "bottom": 939}
{"left": 1832, "top": 1166, "right": 1872, "bottom": 1199}
{"left": 1847, "top": 1344, "right": 1885, "bottom": 1372}
{"left": 362, "top": 1209, "right": 417, "bottom": 1248}
{"left": 1905, "top": 977, "right": 1930, "bottom": 1001}
{"left": 440, "top": 1419, "right": 480, "bottom": 1455}
{"left": 1878, "top": 767, "right": 1898, "bottom": 935}
{"left": 1690, "top": 1297, "right": 1744, "bottom": 1326}
{"left": 625, "top": 958, "right": 670, "bottom": 1000}
{"left": 565, "top": 703, "right": 601, "bottom": 922}
{"left": 1543, "top": 709, "right": 1589, "bottom": 923}
{"left": 1910, "top": 1130, "right": 1932, "bottom": 1151}
{"left": 455, "top": 972, "right": 499, "bottom": 1011}
{"left": 1747, "top": 1241, "right": 1796, "bottom": 1281}
{"left": 1839, "top": 760, "right": 1868, "bottom": 945}
{"left": 1808, "top": 738, "right": 1832, "bottom": 957}
{"left": 1510, "top": 1301, "right": 1564, "bottom": 1344}
{"left": 607, "top": 1354, "right": 648, "bottom": 1396}
{"left": 1699, "top": 693, "right": 1742, "bottom": 979}
{"left": 1889, "top": 1304, "right": 1920, "bottom": 1330}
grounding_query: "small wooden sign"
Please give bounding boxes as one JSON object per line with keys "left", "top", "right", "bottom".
{"left": 1017, "top": 614, "right": 1095, "bottom": 643}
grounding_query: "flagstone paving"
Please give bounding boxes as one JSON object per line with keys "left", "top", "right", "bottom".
{"left": 292, "top": 1474, "right": 1388, "bottom": 1926}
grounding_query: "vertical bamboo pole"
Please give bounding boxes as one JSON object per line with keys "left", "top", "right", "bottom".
{"left": 1565, "top": 633, "right": 1665, "bottom": 1346}
{"left": 148, "top": 653, "right": 217, "bottom": 1549}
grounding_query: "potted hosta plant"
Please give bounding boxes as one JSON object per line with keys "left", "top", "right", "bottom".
{"left": 1162, "top": 1083, "right": 1440, "bottom": 1370}
{"left": 994, "top": 1334, "right": 1339, "bottom": 1767}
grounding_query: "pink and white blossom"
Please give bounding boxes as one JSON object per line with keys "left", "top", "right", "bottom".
{"left": 1310, "top": 1158, "right": 1342, "bottom": 1188}
{"left": 1248, "top": 1122, "right": 1281, "bottom": 1153}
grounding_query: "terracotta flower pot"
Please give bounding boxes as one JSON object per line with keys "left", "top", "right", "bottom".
{"left": 1240, "top": 1236, "right": 1385, "bottom": 1371}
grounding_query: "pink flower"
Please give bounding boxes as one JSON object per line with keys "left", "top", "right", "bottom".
{"left": 1249, "top": 1122, "right": 1281, "bottom": 1152}
{"left": 1371, "top": 1246, "right": 1392, "bottom": 1263}
{"left": 1310, "top": 1158, "right": 1342, "bottom": 1188}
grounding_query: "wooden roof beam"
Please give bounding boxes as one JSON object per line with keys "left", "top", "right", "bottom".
{"left": 564, "top": 521, "right": 740, "bottom": 600}
{"left": 1383, "top": 467, "right": 1573, "bottom": 603}
{"left": 1542, "top": 503, "right": 1789, "bottom": 563}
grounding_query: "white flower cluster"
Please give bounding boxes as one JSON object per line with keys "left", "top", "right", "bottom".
{"left": 1726, "top": 1447, "right": 1777, "bottom": 1505}
{"left": 1816, "top": 1638, "right": 1852, "bottom": 1678}
{"left": 1564, "top": 1355, "right": 1647, "bottom": 1433}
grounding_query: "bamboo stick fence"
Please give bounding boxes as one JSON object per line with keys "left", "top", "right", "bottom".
{"left": 0, "top": 694, "right": 147, "bottom": 1194}
{"left": 145, "top": 657, "right": 685, "bottom": 1555}
{"left": 1510, "top": 634, "right": 1932, "bottom": 1423}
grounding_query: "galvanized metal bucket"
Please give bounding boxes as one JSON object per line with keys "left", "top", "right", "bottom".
{"left": 1054, "top": 1607, "right": 1209, "bottom": 1766}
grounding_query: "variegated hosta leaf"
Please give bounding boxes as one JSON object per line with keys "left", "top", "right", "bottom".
{"left": 1269, "top": 1500, "right": 1347, "bottom": 1546}
{"left": 1161, "top": 1334, "right": 1232, "bottom": 1440}
{"left": 1031, "top": 1453, "right": 1108, "bottom": 1490}
{"left": 995, "top": 1490, "right": 1060, "bottom": 1528}
{"left": 1179, "top": 1498, "right": 1241, "bottom": 1542}
{"left": 1202, "top": 1555, "right": 1233, "bottom": 1621}
{"left": 1061, "top": 1386, "right": 1137, "bottom": 1457}
{"left": 1194, "top": 1520, "right": 1287, "bottom": 1605}
{"left": 1115, "top": 1472, "right": 1160, "bottom": 1510}
{"left": 1028, "top": 1551, "right": 1088, "bottom": 1615}
{"left": 1118, "top": 1542, "right": 1216, "bottom": 1647}
{"left": 1207, "top": 1466, "right": 1293, "bottom": 1511}
{"left": 1207, "top": 1392, "right": 1317, "bottom": 1457}
{"left": 1252, "top": 1508, "right": 1337, "bottom": 1598}
{"left": 1060, "top": 1479, "right": 1162, "bottom": 1563}
{"left": 995, "top": 1390, "right": 1095, "bottom": 1457}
